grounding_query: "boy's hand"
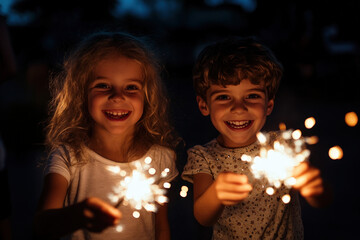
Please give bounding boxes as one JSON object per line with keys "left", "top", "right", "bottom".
{"left": 292, "top": 162, "right": 332, "bottom": 207}
{"left": 214, "top": 172, "right": 252, "bottom": 205}
{"left": 80, "top": 197, "right": 122, "bottom": 232}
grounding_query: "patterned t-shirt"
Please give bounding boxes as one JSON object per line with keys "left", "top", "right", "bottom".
{"left": 182, "top": 135, "right": 303, "bottom": 240}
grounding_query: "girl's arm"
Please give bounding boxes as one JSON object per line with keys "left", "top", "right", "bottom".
{"left": 155, "top": 204, "right": 170, "bottom": 240}
{"left": 34, "top": 173, "right": 121, "bottom": 239}
{"left": 193, "top": 172, "right": 252, "bottom": 227}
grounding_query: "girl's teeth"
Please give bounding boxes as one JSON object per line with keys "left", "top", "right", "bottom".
{"left": 106, "top": 111, "right": 128, "bottom": 116}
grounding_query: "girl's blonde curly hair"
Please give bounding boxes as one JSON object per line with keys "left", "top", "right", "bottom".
{"left": 45, "top": 31, "right": 178, "bottom": 164}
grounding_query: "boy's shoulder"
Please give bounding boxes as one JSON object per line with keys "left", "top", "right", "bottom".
{"left": 187, "top": 139, "right": 218, "bottom": 152}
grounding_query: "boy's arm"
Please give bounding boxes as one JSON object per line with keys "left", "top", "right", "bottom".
{"left": 193, "top": 172, "right": 252, "bottom": 227}
{"left": 292, "top": 162, "right": 333, "bottom": 208}
{"left": 155, "top": 204, "right": 170, "bottom": 240}
{"left": 34, "top": 173, "right": 121, "bottom": 239}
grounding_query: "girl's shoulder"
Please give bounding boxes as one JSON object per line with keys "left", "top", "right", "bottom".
{"left": 48, "top": 145, "right": 86, "bottom": 166}
{"left": 147, "top": 144, "right": 175, "bottom": 161}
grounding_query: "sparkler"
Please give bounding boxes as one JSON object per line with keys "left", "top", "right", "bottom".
{"left": 107, "top": 157, "right": 171, "bottom": 218}
{"left": 241, "top": 129, "right": 316, "bottom": 203}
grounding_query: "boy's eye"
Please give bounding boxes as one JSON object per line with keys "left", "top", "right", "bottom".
{"left": 215, "top": 95, "right": 230, "bottom": 100}
{"left": 246, "top": 94, "right": 261, "bottom": 99}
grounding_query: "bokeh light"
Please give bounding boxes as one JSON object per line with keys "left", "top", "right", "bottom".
{"left": 345, "top": 112, "right": 358, "bottom": 127}
{"left": 304, "top": 117, "right": 316, "bottom": 129}
{"left": 328, "top": 146, "right": 343, "bottom": 160}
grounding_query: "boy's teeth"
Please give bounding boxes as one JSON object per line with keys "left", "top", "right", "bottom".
{"left": 227, "top": 120, "right": 251, "bottom": 128}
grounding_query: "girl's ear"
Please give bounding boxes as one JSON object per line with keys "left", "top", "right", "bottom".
{"left": 196, "top": 96, "right": 210, "bottom": 116}
{"left": 266, "top": 99, "right": 275, "bottom": 116}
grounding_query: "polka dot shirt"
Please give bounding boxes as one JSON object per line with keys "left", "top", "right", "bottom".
{"left": 182, "top": 132, "right": 304, "bottom": 240}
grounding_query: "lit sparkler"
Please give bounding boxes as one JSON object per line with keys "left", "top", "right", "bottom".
{"left": 242, "top": 129, "right": 316, "bottom": 203}
{"left": 107, "top": 157, "right": 170, "bottom": 217}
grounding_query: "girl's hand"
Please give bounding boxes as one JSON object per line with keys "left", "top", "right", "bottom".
{"left": 292, "top": 162, "right": 332, "bottom": 207}
{"left": 214, "top": 172, "right": 252, "bottom": 205}
{"left": 80, "top": 197, "right": 122, "bottom": 232}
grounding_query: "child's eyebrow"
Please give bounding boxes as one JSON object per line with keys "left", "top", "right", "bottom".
{"left": 209, "top": 87, "right": 266, "bottom": 97}
{"left": 247, "top": 87, "right": 266, "bottom": 93}
{"left": 93, "top": 76, "right": 143, "bottom": 84}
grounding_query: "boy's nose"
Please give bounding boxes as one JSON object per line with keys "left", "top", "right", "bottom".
{"left": 230, "top": 100, "right": 247, "bottom": 113}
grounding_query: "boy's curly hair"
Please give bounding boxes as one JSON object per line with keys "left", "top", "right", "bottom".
{"left": 193, "top": 36, "right": 283, "bottom": 101}
{"left": 46, "top": 31, "right": 179, "bottom": 163}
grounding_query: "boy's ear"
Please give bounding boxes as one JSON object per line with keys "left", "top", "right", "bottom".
{"left": 266, "top": 99, "right": 275, "bottom": 116}
{"left": 196, "top": 96, "right": 210, "bottom": 116}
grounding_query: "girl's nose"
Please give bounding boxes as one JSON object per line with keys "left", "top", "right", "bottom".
{"left": 109, "top": 89, "right": 125, "bottom": 101}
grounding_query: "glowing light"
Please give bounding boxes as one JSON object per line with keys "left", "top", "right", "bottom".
{"left": 148, "top": 168, "right": 156, "bottom": 175}
{"left": 107, "top": 157, "right": 170, "bottom": 220}
{"left": 304, "top": 117, "right": 316, "bottom": 129}
{"left": 144, "top": 156, "right": 152, "bottom": 164}
{"left": 242, "top": 129, "right": 313, "bottom": 203}
{"left": 163, "top": 182, "right": 171, "bottom": 189}
{"left": 292, "top": 129, "right": 302, "bottom": 140}
{"left": 180, "top": 191, "right": 187, "bottom": 198}
{"left": 116, "top": 225, "right": 124, "bottom": 232}
{"left": 279, "top": 122, "right": 286, "bottom": 130}
{"left": 281, "top": 194, "right": 291, "bottom": 204}
{"left": 266, "top": 187, "right": 275, "bottom": 195}
{"left": 345, "top": 112, "right": 358, "bottom": 127}
{"left": 305, "top": 136, "right": 319, "bottom": 145}
{"left": 328, "top": 146, "right": 343, "bottom": 160}
{"left": 180, "top": 185, "right": 189, "bottom": 198}
{"left": 133, "top": 211, "right": 140, "bottom": 218}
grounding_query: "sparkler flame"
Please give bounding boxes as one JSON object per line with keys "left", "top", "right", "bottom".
{"left": 107, "top": 157, "right": 170, "bottom": 217}
{"left": 242, "top": 130, "right": 315, "bottom": 203}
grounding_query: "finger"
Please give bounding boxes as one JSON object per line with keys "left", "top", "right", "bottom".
{"left": 299, "top": 178, "right": 324, "bottom": 197}
{"left": 216, "top": 183, "right": 252, "bottom": 193}
{"left": 292, "top": 162, "right": 310, "bottom": 178}
{"left": 293, "top": 168, "right": 321, "bottom": 189}
{"left": 218, "top": 192, "right": 251, "bottom": 204}
{"left": 219, "top": 173, "right": 249, "bottom": 184}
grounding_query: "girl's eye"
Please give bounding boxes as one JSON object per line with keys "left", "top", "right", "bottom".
{"left": 94, "top": 83, "right": 110, "bottom": 89}
{"left": 216, "top": 95, "right": 230, "bottom": 100}
{"left": 126, "top": 84, "right": 139, "bottom": 91}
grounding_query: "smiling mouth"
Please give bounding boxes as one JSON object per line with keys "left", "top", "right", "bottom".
{"left": 103, "top": 110, "right": 131, "bottom": 120}
{"left": 225, "top": 120, "right": 252, "bottom": 129}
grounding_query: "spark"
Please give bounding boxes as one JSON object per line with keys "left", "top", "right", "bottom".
{"left": 281, "top": 194, "right": 291, "bottom": 204}
{"left": 180, "top": 185, "right": 189, "bottom": 198}
{"left": 279, "top": 122, "right": 287, "bottom": 130}
{"left": 328, "top": 146, "right": 343, "bottom": 160}
{"left": 304, "top": 117, "right": 316, "bottom": 129}
{"left": 345, "top": 112, "right": 358, "bottom": 127}
{"left": 107, "top": 157, "right": 170, "bottom": 221}
{"left": 242, "top": 130, "right": 315, "bottom": 203}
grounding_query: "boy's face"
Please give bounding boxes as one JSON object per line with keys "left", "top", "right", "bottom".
{"left": 197, "top": 79, "right": 274, "bottom": 148}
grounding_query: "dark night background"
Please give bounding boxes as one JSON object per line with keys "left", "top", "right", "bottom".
{"left": 0, "top": 0, "right": 359, "bottom": 239}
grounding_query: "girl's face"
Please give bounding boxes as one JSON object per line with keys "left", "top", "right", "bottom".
{"left": 197, "top": 79, "right": 274, "bottom": 148}
{"left": 88, "top": 56, "right": 145, "bottom": 139}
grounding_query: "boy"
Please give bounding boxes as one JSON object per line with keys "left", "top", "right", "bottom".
{"left": 182, "top": 37, "right": 331, "bottom": 239}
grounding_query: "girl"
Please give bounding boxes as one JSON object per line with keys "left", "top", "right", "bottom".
{"left": 34, "top": 31, "right": 179, "bottom": 240}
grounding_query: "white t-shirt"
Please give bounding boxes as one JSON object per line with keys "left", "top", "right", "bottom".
{"left": 45, "top": 144, "right": 178, "bottom": 240}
